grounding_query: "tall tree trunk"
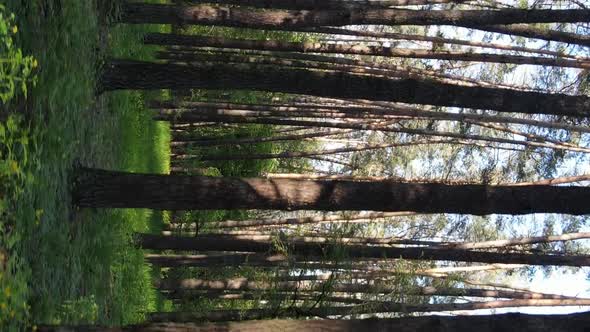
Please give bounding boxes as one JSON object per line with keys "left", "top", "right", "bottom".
{"left": 421, "top": 263, "right": 524, "bottom": 276}
{"left": 39, "top": 313, "right": 590, "bottom": 332}
{"left": 214, "top": 211, "right": 415, "bottom": 228}
{"left": 160, "top": 47, "right": 532, "bottom": 91}
{"left": 171, "top": 130, "right": 349, "bottom": 146}
{"left": 121, "top": 4, "right": 590, "bottom": 28}
{"left": 35, "top": 312, "right": 590, "bottom": 332}
{"left": 262, "top": 173, "right": 590, "bottom": 186}
{"left": 145, "top": 253, "right": 289, "bottom": 267}
{"left": 468, "top": 120, "right": 583, "bottom": 151}
{"left": 444, "top": 232, "right": 590, "bottom": 250}
{"left": 74, "top": 167, "right": 590, "bottom": 214}
{"left": 212, "top": 234, "right": 440, "bottom": 247}
{"left": 159, "top": 276, "right": 576, "bottom": 299}
{"left": 182, "top": 0, "right": 465, "bottom": 10}
{"left": 171, "top": 139, "right": 454, "bottom": 162}
{"left": 145, "top": 33, "right": 590, "bottom": 69}
{"left": 158, "top": 108, "right": 402, "bottom": 122}
{"left": 148, "top": 298, "right": 590, "bottom": 322}
{"left": 100, "top": 61, "right": 590, "bottom": 118}
{"left": 161, "top": 99, "right": 590, "bottom": 134}
{"left": 477, "top": 24, "right": 590, "bottom": 47}
{"left": 509, "top": 174, "right": 590, "bottom": 186}
{"left": 306, "top": 155, "right": 353, "bottom": 168}
{"left": 305, "top": 26, "right": 577, "bottom": 59}
{"left": 138, "top": 234, "right": 590, "bottom": 266}
{"left": 158, "top": 113, "right": 590, "bottom": 153}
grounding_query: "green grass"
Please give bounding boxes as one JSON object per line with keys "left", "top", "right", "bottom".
{"left": 0, "top": 1, "right": 318, "bottom": 328}
{"left": 0, "top": 0, "right": 169, "bottom": 329}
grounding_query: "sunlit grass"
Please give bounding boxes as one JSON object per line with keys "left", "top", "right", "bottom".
{"left": 1, "top": 0, "right": 169, "bottom": 329}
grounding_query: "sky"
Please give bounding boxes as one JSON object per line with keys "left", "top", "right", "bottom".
{"left": 443, "top": 0, "right": 590, "bottom": 314}
{"left": 309, "top": 0, "right": 590, "bottom": 315}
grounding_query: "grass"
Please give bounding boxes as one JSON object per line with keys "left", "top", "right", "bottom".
{"left": 0, "top": 0, "right": 170, "bottom": 329}
{"left": 0, "top": 1, "right": 316, "bottom": 329}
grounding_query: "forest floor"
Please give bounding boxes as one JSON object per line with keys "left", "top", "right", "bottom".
{"left": 1, "top": 0, "right": 171, "bottom": 329}
{"left": 0, "top": 0, "right": 310, "bottom": 329}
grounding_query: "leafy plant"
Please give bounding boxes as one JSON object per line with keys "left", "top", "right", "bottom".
{"left": 0, "top": 4, "right": 37, "bottom": 104}
{"left": 0, "top": 6, "right": 39, "bottom": 331}
{"left": 0, "top": 114, "right": 36, "bottom": 331}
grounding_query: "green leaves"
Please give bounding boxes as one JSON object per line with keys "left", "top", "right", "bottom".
{"left": 0, "top": 6, "right": 37, "bottom": 105}
{"left": 0, "top": 111, "right": 36, "bottom": 330}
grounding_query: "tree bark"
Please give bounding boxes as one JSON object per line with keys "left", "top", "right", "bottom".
{"left": 172, "top": 139, "right": 454, "bottom": 162}
{"left": 148, "top": 298, "right": 590, "bottom": 322}
{"left": 171, "top": 130, "right": 349, "bottom": 146}
{"left": 262, "top": 173, "right": 590, "bottom": 186}
{"left": 444, "top": 232, "right": 590, "bottom": 250}
{"left": 138, "top": 234, "right": 590, "bottom": 266}
{"left": 182, "top": 0, "right": 465, "bottom": 10}
{"left": 422, "top": 263, "right": 524, "bottom": 275}
{"left": 145, "top": 253, "right": 289, "bottom": 267}
{"left": 215, "top": 211, "right": 415, "bottom": 228}
{"left": 158, "top": 113, "right": 590, "bottom": 153}
{"left": 161, "top": 99, "right": 590, "bottom": 134}
{"left": 305, "top": 26, "right": 578, "bottom": 59}
{"left": 121, "top": 4, "right": 590, "bottom": 28}
{"left": 468, "top": 120, "right": 584, "bottom": 151}
{"left": 477, "top": 24, "right": 590, "bottom": 48}
{"left": 162, "top": 46, "right": 544, "bottom": 92}
{"left": 159, "top": 276, "right": 577, "bottom": 299}
{"left": 146, "top": 33, "right": 590, "bottom": 69}
{"left": 75, "top": 167, "right": 590, "bottom": 215}
{"left": 100, "top": 61, "right": 590, "bottom": 118}
{"left": 35, "top": 312, "right": 590, "bottom": 332}
{"left": 510, "top": 174, "right": 590, "bottom": 186}
{"left": 158, "top": 108, "right": 402, "bottom": 122}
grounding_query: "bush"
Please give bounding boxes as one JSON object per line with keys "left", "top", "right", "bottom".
{"left": 0, "top": 5, "right": 38, "bottom": 331}
{"left": 0, "top": 4, "right": 37, "bottom": 104}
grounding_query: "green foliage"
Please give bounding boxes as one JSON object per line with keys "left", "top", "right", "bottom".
{"left": 0, "top": 5, "right": 36, "bottom": 104}
{"left": 0, "top": 0, "right": 170, "bottom": 329}
{"left": 0, "top": 6, "right": 40, "bottom": 331}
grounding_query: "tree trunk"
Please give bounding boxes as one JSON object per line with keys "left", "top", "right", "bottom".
{"left": 262, "top": 173, "right": 590, "bottom": 186}
{"left": 145, "top": 253, "right": 289, "bottom": 267}
{"left": 38, "top": 311, "right": 590, "bottom": 331}
{"left": 145, "top": 33, "right": 590, "bottom": 69}
{"left": 171, "top": 130, "right": 349, "bottom": 146}
{"left": 172, "top": 139, "right": 454, "bottom": 162}
{"left": 160, "top": 99, "right": 590, "bottom": 134}
{"left": 158, "top": 113, "right": 590, "bottom": 154}
{"left": 75, "top": 167, "right": 590, "bottom": 214}
{"left": 148, "top": 298, "right": 590, "bottom": 322}
{"left": 138, "top": 234, "right": 590, "bottom": 266}
{"left": 158, "top": 108, "right": 401, "bottom": 122}
{"left": 100, "top": 61, "right": 590, "bottom": 118}
{"left": 159, "top": 276, "right": 576, "bottom": 299}
{"left": 477, "top": 24, "right": 590, "bottom": 48}
{"left": 422, "top": 263, "right": 524, "bottom": 276}
{"left": 121, "top": 4, "right": 590, "bottom": 28}
{"left": 181, "top": 0, "right": 465, "bottom": 10}
{"left": 35, "top": 312, "right": 590, "bottom": 332}
{"left": 444, "top": 232, "right": 590, "bottom": 250}
{"left": 306, "top": 155, "right": 353, "bottom": 168}
{"left": 306, "top": 26, "right": 577, "bottom": 59}
{"left": 215, "top": 211, "right": 415, "bottom": 228}
{"left": 163, "top": 46, "right": 544, "bottom": 92}
{"left": 468, "top": 120, "right": 583, "bottom": 151}
{"left": 157, "top": 51, "right": 571, "bottom": 88}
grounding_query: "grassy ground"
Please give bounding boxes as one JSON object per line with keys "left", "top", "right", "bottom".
{"left": 0, "top": 1, "right": 315, "bottom": 329}
{"left": 1, "top": 0, "right": 169, "bottom": 329}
